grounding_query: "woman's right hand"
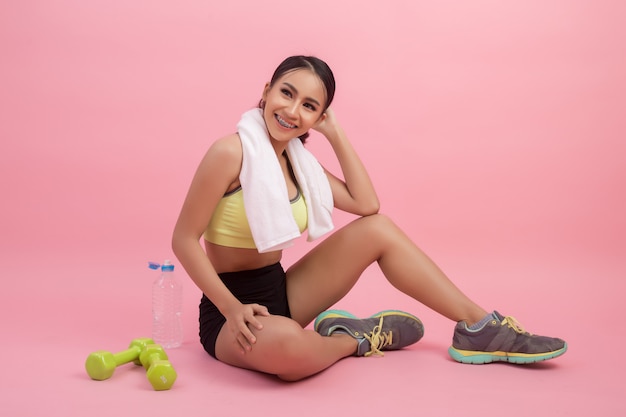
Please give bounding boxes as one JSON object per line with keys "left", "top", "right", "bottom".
{"left": 222, "top": 302, "right": 270, "bottom": 354}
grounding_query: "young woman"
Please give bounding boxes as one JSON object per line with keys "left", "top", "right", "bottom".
{"left": 172, "top": 55, "right": 567, "bottom": 381}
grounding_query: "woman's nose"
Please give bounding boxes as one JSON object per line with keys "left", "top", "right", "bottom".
{"left": 285, "top": 101, "right": 299, "bottom": 118}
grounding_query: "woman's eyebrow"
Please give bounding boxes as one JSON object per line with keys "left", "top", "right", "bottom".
{"left": 282, "top": 82, "right": 322, "bottom": 107}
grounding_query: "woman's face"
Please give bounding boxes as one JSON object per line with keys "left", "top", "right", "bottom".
{"left": 262, "top": 69, "right": 327, "bottom": 142}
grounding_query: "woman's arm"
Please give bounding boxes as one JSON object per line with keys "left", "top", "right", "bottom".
{"left": 171, "top": 134, "right": 268, "bottom": 353}
{"left": 314, "top": 108, "right": 380, "bottom": 216}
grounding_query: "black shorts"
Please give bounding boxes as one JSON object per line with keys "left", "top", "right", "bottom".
{"left": 199, "top": 262, "right": 292, "bottom": 359}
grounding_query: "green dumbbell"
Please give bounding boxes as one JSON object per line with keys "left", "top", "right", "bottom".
{"left": 138, "top": 344, "right": 177, "bottom": 391}
{"left": 85, "top": 338, "right": 155, "bottom": 381}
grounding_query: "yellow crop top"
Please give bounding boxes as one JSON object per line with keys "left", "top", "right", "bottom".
{"left": 203, "top": 186, "right": 308, "bottom": 249}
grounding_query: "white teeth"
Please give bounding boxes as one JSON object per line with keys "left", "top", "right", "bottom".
{"left": 276, "top": 115, "right": 296, "bottom": 129}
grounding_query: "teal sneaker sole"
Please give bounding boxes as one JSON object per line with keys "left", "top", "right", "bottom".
{"left": 448, "top": 343, "right": 568, "bottom": 364}
{"left": 314, "top": 309, "right": 423, "bottom": 331}
{"left": 314, "top": 309, "right": 358, "bottom": 332}
{"left": 371, "top": 309, "right": 423, "bottom": 324}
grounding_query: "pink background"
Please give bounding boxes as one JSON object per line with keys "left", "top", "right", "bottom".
{"left": 1, "top": 0, "right": 624, "bottom": 415}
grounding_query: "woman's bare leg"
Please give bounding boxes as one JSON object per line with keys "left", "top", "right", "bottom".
{"left": 216, "top": 213, "right": 488, "bottom": 381}
{"left": 287, "top": 213, "right": 488, "bottom": 327}
{"left": 214, "top": 315, "right": 357, "bottom": 381}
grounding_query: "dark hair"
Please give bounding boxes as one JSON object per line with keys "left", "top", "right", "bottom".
{"left": 259, "top": 55, "right": 336, "bottom": 142}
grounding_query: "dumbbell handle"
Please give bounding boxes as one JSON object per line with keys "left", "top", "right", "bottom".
{"left": 111, "top": 345, "right": 142, "bottom": 365}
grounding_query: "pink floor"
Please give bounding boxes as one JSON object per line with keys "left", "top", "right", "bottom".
{"left": 2, "top": 1, "right": 625, "bottom": 416}
{"left": 4, "top": 247, "right": 625, "bottom": 416}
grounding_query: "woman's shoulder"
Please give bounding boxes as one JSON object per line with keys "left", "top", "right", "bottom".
{"left": 196, "top": 133, "right": 243, "bottom": 183}
{"left": 208, "top": 133, "right": 243, "bottom": 161}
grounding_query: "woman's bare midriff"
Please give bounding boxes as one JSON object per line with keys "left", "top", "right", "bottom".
{"left": 205, "top": 240, "right": 282, "bottom": 274}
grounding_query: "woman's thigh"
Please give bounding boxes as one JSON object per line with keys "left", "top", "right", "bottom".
{"left": 286, "top": 214, "right": 396, "bottom": 326}
{"left": 214, "top": 314, "right": 309, "bottom": 374}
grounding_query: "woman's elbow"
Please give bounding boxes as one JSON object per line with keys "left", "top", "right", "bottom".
{"left": 171, "top": 231, "right": 183, "bottom": 257}
{"left": 171, "top": 226, "right": 193, "bottom": 257}
{"left": 359, "top": 199, "right": 380, "bottom": 216}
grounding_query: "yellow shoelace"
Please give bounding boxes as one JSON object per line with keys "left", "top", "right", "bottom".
{"left": 362, "top": 316, "right": 393, "bottom": 357}
{"left": 501, "top": 316, "right": 532, "bottom": 335}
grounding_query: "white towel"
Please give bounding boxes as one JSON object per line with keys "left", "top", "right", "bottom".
{"left": 237, "top": 108, "right": 334, "bottom": 253}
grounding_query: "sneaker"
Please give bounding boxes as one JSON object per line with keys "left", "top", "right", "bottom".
{"left": 448, "top": 311, "right": 567, "bottom": 364}
{"left": 314, "top": 309, "right": 424, "bottom": 357}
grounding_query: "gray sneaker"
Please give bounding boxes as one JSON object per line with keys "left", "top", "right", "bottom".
{"left": 449, "top": 311, "right": 567, "bottom": 364}
{"left": 314, "top": 309, "right": 424, "bottom": 357}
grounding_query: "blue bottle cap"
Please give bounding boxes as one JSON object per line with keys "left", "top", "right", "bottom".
{"left": 148, "top": 260, "right": 175, "bottom": 271}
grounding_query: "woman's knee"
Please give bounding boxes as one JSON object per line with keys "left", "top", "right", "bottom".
{"left": 258, "top": 323, "right": 322, "bottom": 382}
{"left": 352, "top": 213, "right": 398, "bottom": 241}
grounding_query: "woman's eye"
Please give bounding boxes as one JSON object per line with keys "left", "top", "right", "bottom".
{"left": 304, "top": 103, "right": 317, "bottom": 111}
{"left": 281, "top": 89, "right": 292, "bottom": 97}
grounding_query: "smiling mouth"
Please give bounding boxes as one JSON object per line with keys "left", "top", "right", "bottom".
{"left": 276, "top": 114, "right": 297, "bottom": 129}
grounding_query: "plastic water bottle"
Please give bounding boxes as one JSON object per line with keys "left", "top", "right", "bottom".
{"left": 149, "top": 260, "right": 183, "bottom": 348}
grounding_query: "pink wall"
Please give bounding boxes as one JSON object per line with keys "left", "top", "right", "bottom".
{"left": 2, "top": 1, "right": 623, "bottom": 267}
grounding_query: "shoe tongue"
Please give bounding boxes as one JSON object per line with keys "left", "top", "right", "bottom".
{"left": 492, "top": 311, "right": 504, "bottom": 321}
